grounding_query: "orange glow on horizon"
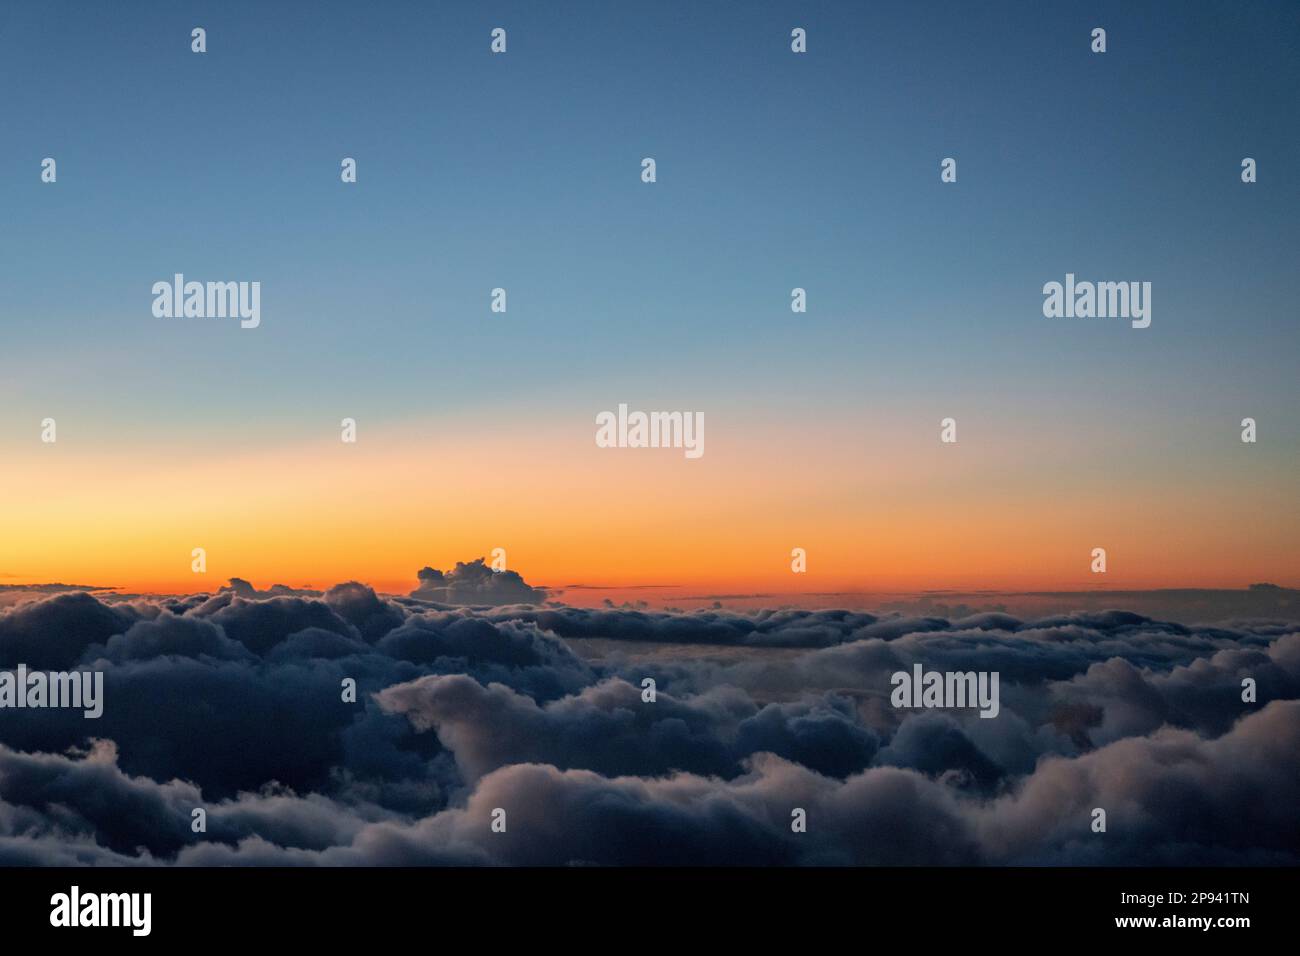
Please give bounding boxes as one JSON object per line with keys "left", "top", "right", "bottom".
{"left": 2, "top": 416, "right": 1297, "bottom": 598}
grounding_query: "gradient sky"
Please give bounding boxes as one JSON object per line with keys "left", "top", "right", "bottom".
{"left": 1, "top": 0, "right": 1297, "bottom": 594}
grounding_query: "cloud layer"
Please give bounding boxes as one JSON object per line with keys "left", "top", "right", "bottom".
{"left": 0, "top": 568, "right": 1295, "bottom": 866}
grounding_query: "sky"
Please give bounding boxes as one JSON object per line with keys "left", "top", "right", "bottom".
{"left": 1, "top": 0, "right": 1297, "bottom": 595}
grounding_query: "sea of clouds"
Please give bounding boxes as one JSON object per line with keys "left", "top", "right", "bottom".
{"left": 0, "top": 559, "right": 1295, "bottom": 866}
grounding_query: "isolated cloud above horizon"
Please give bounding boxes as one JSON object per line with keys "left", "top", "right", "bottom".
{"left": 409, "top": 559, "right": 548, "bottom": 606}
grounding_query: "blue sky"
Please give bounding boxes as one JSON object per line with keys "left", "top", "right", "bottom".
{"left": 0, "top": 0, "right": 1296, "bottom": 456}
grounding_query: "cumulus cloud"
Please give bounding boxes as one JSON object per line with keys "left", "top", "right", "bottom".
{"left": 409, "top": 559, "right": 546, "bottom": 606}
{"left": 221, "top": 579, "right": 322, "bottom": 599}
{"left": 0, "top": 568, "right": 1294, "bottom": 866}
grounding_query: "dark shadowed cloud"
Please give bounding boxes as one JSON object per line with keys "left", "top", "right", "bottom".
{"left": 409, "top": 559, "right": 547, "bottom": 606}
{"left": 0, "top": 564, "right": 1295, "bottom": 866}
